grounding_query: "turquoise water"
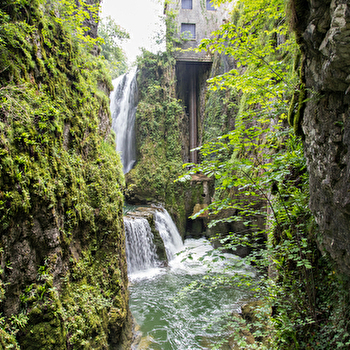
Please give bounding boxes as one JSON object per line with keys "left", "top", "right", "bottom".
{"left": 129, "top": 238, "right": 251, "bottom": 350}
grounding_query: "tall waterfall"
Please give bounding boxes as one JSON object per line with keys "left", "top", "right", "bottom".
{"left": 124, "top": 208, "right": 183, "bottom": 275}
{"left": 110, "top": 67, "right": 138, "bottom": 174}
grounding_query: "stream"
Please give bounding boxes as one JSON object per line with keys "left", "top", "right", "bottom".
{"left": 112, "top": 72, "right": 252, "bottom": 349}
{"left": 129, "top": 238, "right": 251, "bottom": 350}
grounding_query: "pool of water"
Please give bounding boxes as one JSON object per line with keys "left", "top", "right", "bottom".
{"left": 129, "top": 238, "right": 252, "bottom": 350}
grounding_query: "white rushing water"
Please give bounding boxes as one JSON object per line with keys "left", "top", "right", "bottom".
{"left": 154, "top": 210, "right": 183, "bottom": 261}
{"left": 110, "top": 67, "right": 138, "bottom": 174}
{"left": 124, "top": 208, "right": 184, "bottom": 279}
{"left": 130, "top": 238, "right": 252, "bottom": 350}
{"left": 124, "top": 208, "right": 254, "bottom": 349}
{"left": 124, "top": 217, "right": 159, "bottom": 274}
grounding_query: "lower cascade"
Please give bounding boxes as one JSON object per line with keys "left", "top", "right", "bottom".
{"left": 154, "top": 210, "right": 183, "bottom": 261}
{"left": 124, "top": 207, "right": 184, "bottom": 275}
{"left": 124, "top": 217, "right": 159, "bottom": 274}
{"left": 124, "top": 207, "right": 252, "bottom": 350}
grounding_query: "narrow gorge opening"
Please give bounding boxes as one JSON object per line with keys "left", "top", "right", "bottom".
{"left": 175, "top": 61, "right": 212, "bottom": 164}
{"left": 112, "top": 66, "right": 253, "bottom": 349}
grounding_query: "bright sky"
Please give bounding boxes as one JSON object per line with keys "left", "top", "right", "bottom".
{"left": 100, "top": 0, "right": 166, "bottom": 66}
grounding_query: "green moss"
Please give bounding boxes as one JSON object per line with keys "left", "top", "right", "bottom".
{"left": 125, "top": 51, "right": 188, "bottom": 231}
{"left": 0, "top": 0, "right": 130, "bottom": 348}
{"left": 288, "top": 88, "right": 298, "bottom": 127}
{"left": 60, "top": 250, "right": 127, "bottom": 349}
{"left": 0, "top": 328, "right": 20, "bottom": 350}
{"left": 293, "top": 82, "right": 306, "bottom": 137}
{"left": 19, "top": 298, "right": 66, "bottom": 350}
{"left": 288, "top": 83, "right": 306, "bottom": 138}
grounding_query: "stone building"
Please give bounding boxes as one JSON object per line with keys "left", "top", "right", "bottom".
{"left": 165, "top": 0, "right": 230, "bottom": 163}
{"left": 166, "top": 0, "right": 229, "bottom": 62}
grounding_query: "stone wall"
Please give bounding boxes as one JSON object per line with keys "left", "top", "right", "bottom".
{"left": 166, "top": 0, "right": 230, "bottom": 62}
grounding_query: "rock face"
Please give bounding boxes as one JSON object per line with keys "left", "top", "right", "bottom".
{"left": 294, "top": 0, "right": 350, "bottom": 276}
{"left": 0, "top": 0, "right": 131, "bottom": 348}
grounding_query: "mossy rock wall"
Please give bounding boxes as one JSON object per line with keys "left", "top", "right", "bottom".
{"left": 0, "top": 0, "right": 131, "bottom": 348}
{"left": 124, "top": 51, "right": 189, "bottom": 234}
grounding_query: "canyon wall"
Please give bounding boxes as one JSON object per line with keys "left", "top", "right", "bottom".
{"left": 292, "top": 0, "right": 350, "bottom": 276}
{"left": 0, "top": 0, "right": 131, "bottom": 348}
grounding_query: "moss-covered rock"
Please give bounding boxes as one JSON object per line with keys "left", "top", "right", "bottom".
{"left": 0, "top": 0, "right": 131, "bottom": 348}
{"left": 124, "top": 51, "right": 189, "bottom": 233}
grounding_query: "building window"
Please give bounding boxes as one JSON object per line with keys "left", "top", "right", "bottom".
{"left": 181, "top": 23, "right": 196, "bottom": 39}
{"left": 182, "top": 0, "right": 192, "bottom": 9}
{"left": 206, "top": 0, "right": 216, "bottom": 10}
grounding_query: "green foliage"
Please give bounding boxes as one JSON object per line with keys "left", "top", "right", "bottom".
{"left": 53, "top": 0, "right": 103, "bottom": 49}
{"left": 200, "top": 0, "right": 298, "bottom": 104}
{"left": 164, "top": 1, "right": 182, "bottom": 53}
{"left": 0, "top": 248, "right": 20, "bottom": 349}
{"left": 177, "top": 0, "right": 350, "bottom": 348}
{"left": 203, "top": 83, "right": 238, "bottom": 143}
{"left": 98, "top": 16, "right": 129, "bottom": 79}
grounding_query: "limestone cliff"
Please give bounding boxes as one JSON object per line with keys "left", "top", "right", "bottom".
{"left": 292, "top": 0, "right": 350, "bottom": 276}
{"left": 0, "top": 0, "right": 131, "bottom": 348}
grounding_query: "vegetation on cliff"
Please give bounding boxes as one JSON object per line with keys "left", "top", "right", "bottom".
{"left": 98, "top": 16, "right": 130, "bottom": 79}
{"left": 123, "top": 49, "right": 190, "bottom": 231}
{"left": 178, "top": 0, "right": 350, "bottom": 348}
{"left": 0, "top": 0, "right": 130, "bottom": 348}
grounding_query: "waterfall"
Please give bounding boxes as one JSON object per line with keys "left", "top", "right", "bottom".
{"left": 154, "top": 209, "right": 183, "bottom": 261}
{"left": 124, "top": 217, "right": 158, "bottom": 274}
{"left": 124, "top": 208, "right": 183, "bottom": 275}
{"left": 110, "top": 67, "right": 138, "bottom": 174}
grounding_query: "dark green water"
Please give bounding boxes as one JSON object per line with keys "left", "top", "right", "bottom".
{"left": 129, "top": 238, "right": 252, "bottom": 350}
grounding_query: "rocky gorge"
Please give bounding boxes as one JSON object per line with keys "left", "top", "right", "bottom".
{"left": 1, "top": 0, "right": 350, "bottom": 348}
